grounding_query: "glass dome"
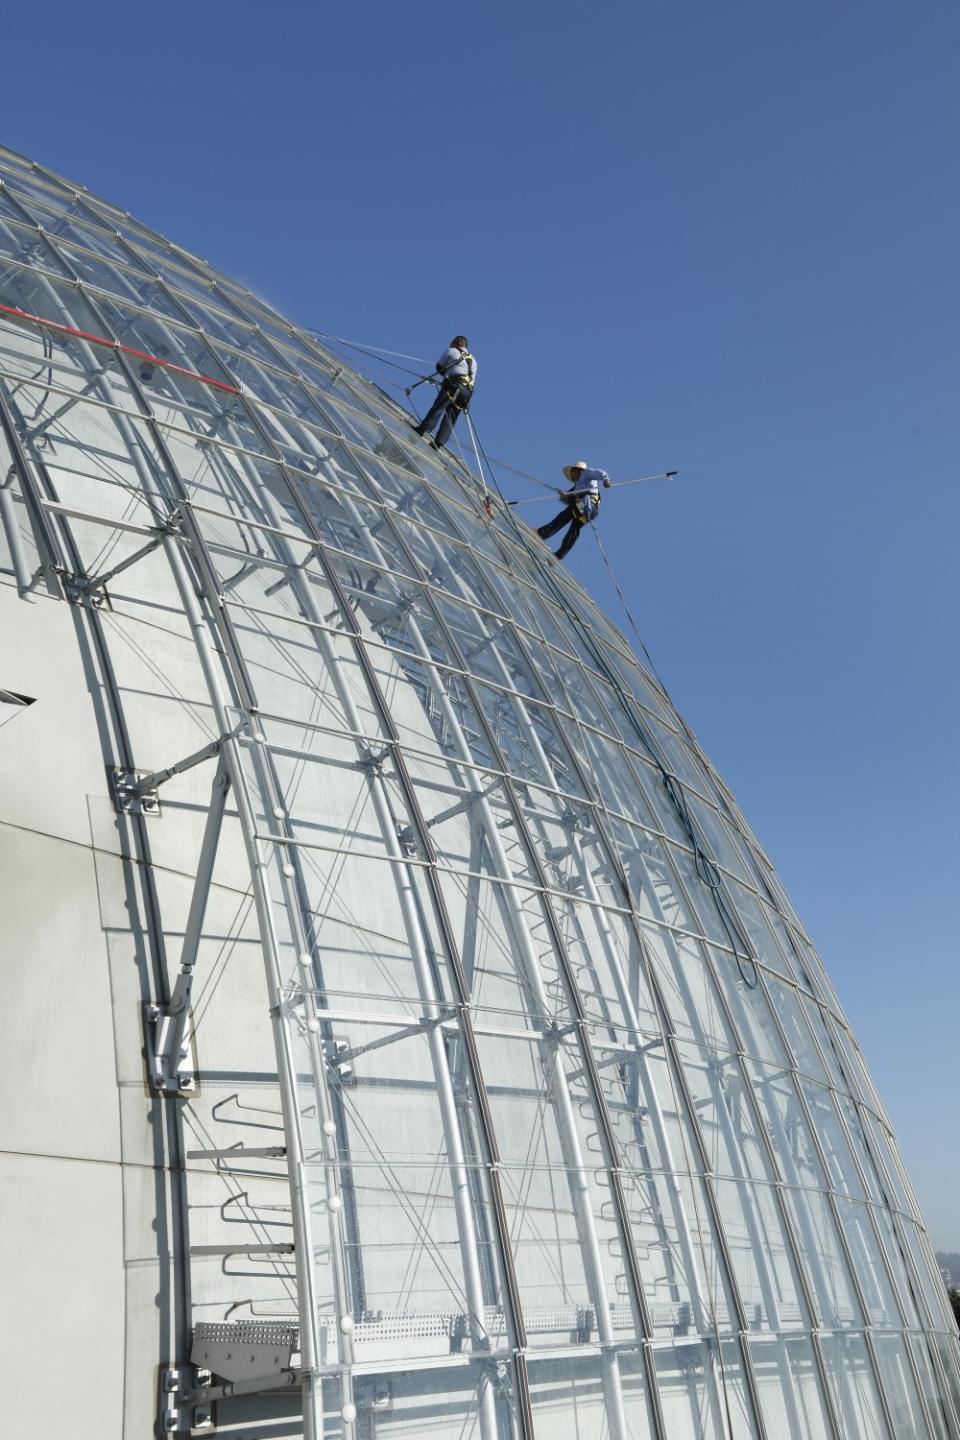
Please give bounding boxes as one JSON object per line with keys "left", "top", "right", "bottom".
{"left": 0, "top": 143, "right": 956, "bottom": 1440}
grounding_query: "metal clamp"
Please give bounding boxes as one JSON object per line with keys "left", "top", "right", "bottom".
{"left": 160, "top": 1366, "right": 212, "bottom": 1433}
{"left": 144, "top": 975, "right": 195, "bottom": 1094}
{"left": 56, "top": 568, "right": 107, "bottom": 609}
{"left": 111, "top": 766, "right": 161, "bottom": 816}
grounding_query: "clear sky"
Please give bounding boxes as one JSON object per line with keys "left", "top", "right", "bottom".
{"left": 5, "top": 1, "right": 957, "bottom": 1246}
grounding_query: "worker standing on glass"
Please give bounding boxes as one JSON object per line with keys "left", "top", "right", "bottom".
{"left": 537, "top": 461, "right": 611, "bottom": 560}
{"left": 413, "top": 335, "right": 477, "bottom": 449}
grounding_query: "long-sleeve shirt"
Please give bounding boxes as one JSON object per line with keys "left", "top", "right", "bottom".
{"left": 566, "top": 466, "right": 608, "bottom": 500}
{"left": 436, "top": 347, "right": 477, "bottom": 386}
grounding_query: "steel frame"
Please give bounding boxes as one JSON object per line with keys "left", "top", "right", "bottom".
{"left": 1, "top": 140, "right": 957, "bottom": 1440}
{"left": 0, "top": 243, "right": 335, "bottom": 1438}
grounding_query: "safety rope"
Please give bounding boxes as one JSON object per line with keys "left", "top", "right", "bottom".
{"left": 462, "top": 416, "right": 760, "bottom": 995}
{"left": 463, "top": 413, "right": 495, "bottom": 519}
{"left": 291, "top": 327, "right": 742, "bottom": 925}
{"left": 486, "top": 455, "right": 558, "bottom": 493}
{"left": 590, "top": 524, "right": 670, "bottom": 693}
{"left": 304, "top": 327, "right": 429, "bottom": 376}
{"left": 305, "top": 333, "right": 764, "bottom": 1424}
{"left": 466, "top": 413, "right": 517, "bottom": 519}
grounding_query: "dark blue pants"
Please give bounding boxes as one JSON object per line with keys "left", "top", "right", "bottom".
{"left": 417, "top": 381, "right": 469, "bottom": 448}
{"left": 538, "top": 505, "right": 585, "bottom": 559}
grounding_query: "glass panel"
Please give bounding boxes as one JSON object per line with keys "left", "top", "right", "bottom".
{"left": 873, "top": 1207, "right": 922, "bottom": 1327}
{"left": 681, "top": 1048, "right": 773, "bottom": 1183}
{"left": 908, "top": 1332, "right": 954, "bottom": 1440}
{"left": 293, "top": 1007, "right": 505, "bottom": 1364}
{"left": 528, "top": 1348, "right": 655, "bottom": 1439}
{"left": 2, "top": 164, "right": 956, "bottom": 1440}
{"left": 749, "top": 1335, "right": 834, "bottom": 1440}
{"left": 766, "top": 977, "right": 830, "bottom": 1082}
{"left": 834, "top": 1198, "right": 900, "bottom": 1325}
{"left": 653, "top": 1338, "right": 755, "bottom": 1438}
{"left": 798, "top": 1077, "right": 865, "bottom": 1199}
{"left": 932, "top": 1333, "right": 960, "bottom": 1436}
{"left": 873, "top": 1333, "right": 929, "bottom": 1440}
{"left": 782, "top": 1188, "right": 862, "bottom": 1330}
{"left": 819, "top": 1332, "right": 888, "bottom": 1440}
{"left": 472, "top": 1026, "right": 624, "bottom": 1346}
{"left": 715, "top": 1176, "right": 812, "bottom": 1332}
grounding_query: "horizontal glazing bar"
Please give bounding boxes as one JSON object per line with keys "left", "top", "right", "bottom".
{"left": 40, "top": 498, "right": 158, "bottom": 534}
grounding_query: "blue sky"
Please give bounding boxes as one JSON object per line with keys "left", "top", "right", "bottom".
{"left": 5, "top": 1, "right": 957, "bottom": 1245}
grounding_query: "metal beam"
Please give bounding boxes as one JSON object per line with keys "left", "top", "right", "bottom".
{"left": 304, "top": 471, "right": 631, "bottom": 1440}
{"left": 183, "top": 352, "right": 527, "bottom": 1440}
{"left": 9, "top": 254, "right": 330, "bottom": 1440}
{"left": 0, "top": 465, "right": 33, "bottom": 594}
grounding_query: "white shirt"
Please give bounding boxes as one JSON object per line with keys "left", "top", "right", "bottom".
{"left": 437, "top": 347, "right": 477, "bottom": 385}
{"left": 568, "top": 466, "right": 608, "bottom": 499}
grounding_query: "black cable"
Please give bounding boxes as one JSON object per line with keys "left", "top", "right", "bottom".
{"left": 319, "top": 342, "right": 761, "bottom": 994}
{"left": 664, "top": 773, "right": 759, "bottom": 988}
{"left": 485, "top": 460, "right": 762, "bottom": 993}
{"left": 590, "top": 524, "right": 675, "bottom": 699}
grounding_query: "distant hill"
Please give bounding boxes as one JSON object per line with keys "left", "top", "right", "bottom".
{"left": 936, "top": 1252, "right": 960, "bottom": 1287}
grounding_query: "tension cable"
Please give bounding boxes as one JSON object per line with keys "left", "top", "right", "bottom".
{"left": 305, "top": 327, "right": 428, "bottom": 378}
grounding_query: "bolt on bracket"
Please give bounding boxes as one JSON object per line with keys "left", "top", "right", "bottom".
{"left": 160, "top": 1366, "right": 212, "bottom": 1433}
{"left": 144, "top": 973, "right": 195, "bottom": 1094}
{"left": 56, "top": 568, "right": 107, "bottom": 608}
{"left": 110, "top": 766, "right": 160, "bottom": 816}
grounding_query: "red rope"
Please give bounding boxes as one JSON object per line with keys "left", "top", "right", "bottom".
{"left": 0, "top": 301, "right": 242, "bottom": 395}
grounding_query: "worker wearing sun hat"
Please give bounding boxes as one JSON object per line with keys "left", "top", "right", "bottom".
{"left": 537, "top": 461, "right": 611, "bottom": 560}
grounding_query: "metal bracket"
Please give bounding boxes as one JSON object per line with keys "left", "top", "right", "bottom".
{"left": 145, "top": 973, "right": 194, "bottom": 1094}
{"left": 111, "top": 766, "right": 160, "bottom": 816}
{"left": 191, "top": 1321, "right": 298, "bottom": 1383}
{"left": 142, "top": 758, "right": 231, "bottom": 1097}
{"left": 160, "top": 1366, "right": 212, "bottom": 1433}
{"left": 109, "top": 739, "right": 223, "bottom": 816}
{"left": 57, "top": 568, "right": 107, "bottom": 609}
{"left": 326, "top": 1038, "right": 355, "bottom": 1087}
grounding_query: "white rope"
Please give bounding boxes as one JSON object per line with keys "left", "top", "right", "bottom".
{"left": 464, "top": 413, "right": 494, "bottom": 518}
{"left": 483, "top": 454, "right": 557, "bottom": 492}
{"left": 306, "top": 328, "right": 431, "bottom": 367}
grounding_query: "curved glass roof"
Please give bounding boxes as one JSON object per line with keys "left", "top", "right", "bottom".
{"left": 0, "top": 142, "right": 956, "bottom": 1440}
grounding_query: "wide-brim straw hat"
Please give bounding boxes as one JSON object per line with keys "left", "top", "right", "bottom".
{"left": 562, "top": 461, "right": 589, "bottom": 482}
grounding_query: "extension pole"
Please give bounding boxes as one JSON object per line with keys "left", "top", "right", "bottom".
{"left": 508, "top": 469, "right": 678, "bottom": 506}
{"left": 404, "top": 374, "right": 436, "bottom": 396}
{"left": 606, "top": 469, "right": 678, "bottom": 490}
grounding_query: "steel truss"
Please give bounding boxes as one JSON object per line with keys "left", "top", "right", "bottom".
{"left": 0, "top": 141, "right": 957, "bottom": 1440}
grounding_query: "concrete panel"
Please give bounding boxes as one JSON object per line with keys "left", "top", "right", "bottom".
{"left": 0, "top": 826, "right": 120, "bottom": 1164}
{"left": 0, "top": 1150, "right": 124, "bottom": 1437}
{"left": 0, "top": 586, "right": 110, "bottom": 849}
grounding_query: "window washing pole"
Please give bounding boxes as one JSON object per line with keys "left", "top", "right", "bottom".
{"left": 404, "top": 376, "right": 435, "bottom": 396}
{"left": 507, "top": 470, "right": 678, "bottom": 506}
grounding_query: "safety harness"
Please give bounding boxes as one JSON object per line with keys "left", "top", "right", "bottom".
{"left": 437, "top": 348, "right": 476, "bottom": 412}
{"left": 568, "top": 480, "right": 601, "bottom": 526}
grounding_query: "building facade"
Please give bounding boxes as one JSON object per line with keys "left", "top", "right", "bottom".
{"left": 0, "top": 144, "right": 957, "bottom": 1439}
